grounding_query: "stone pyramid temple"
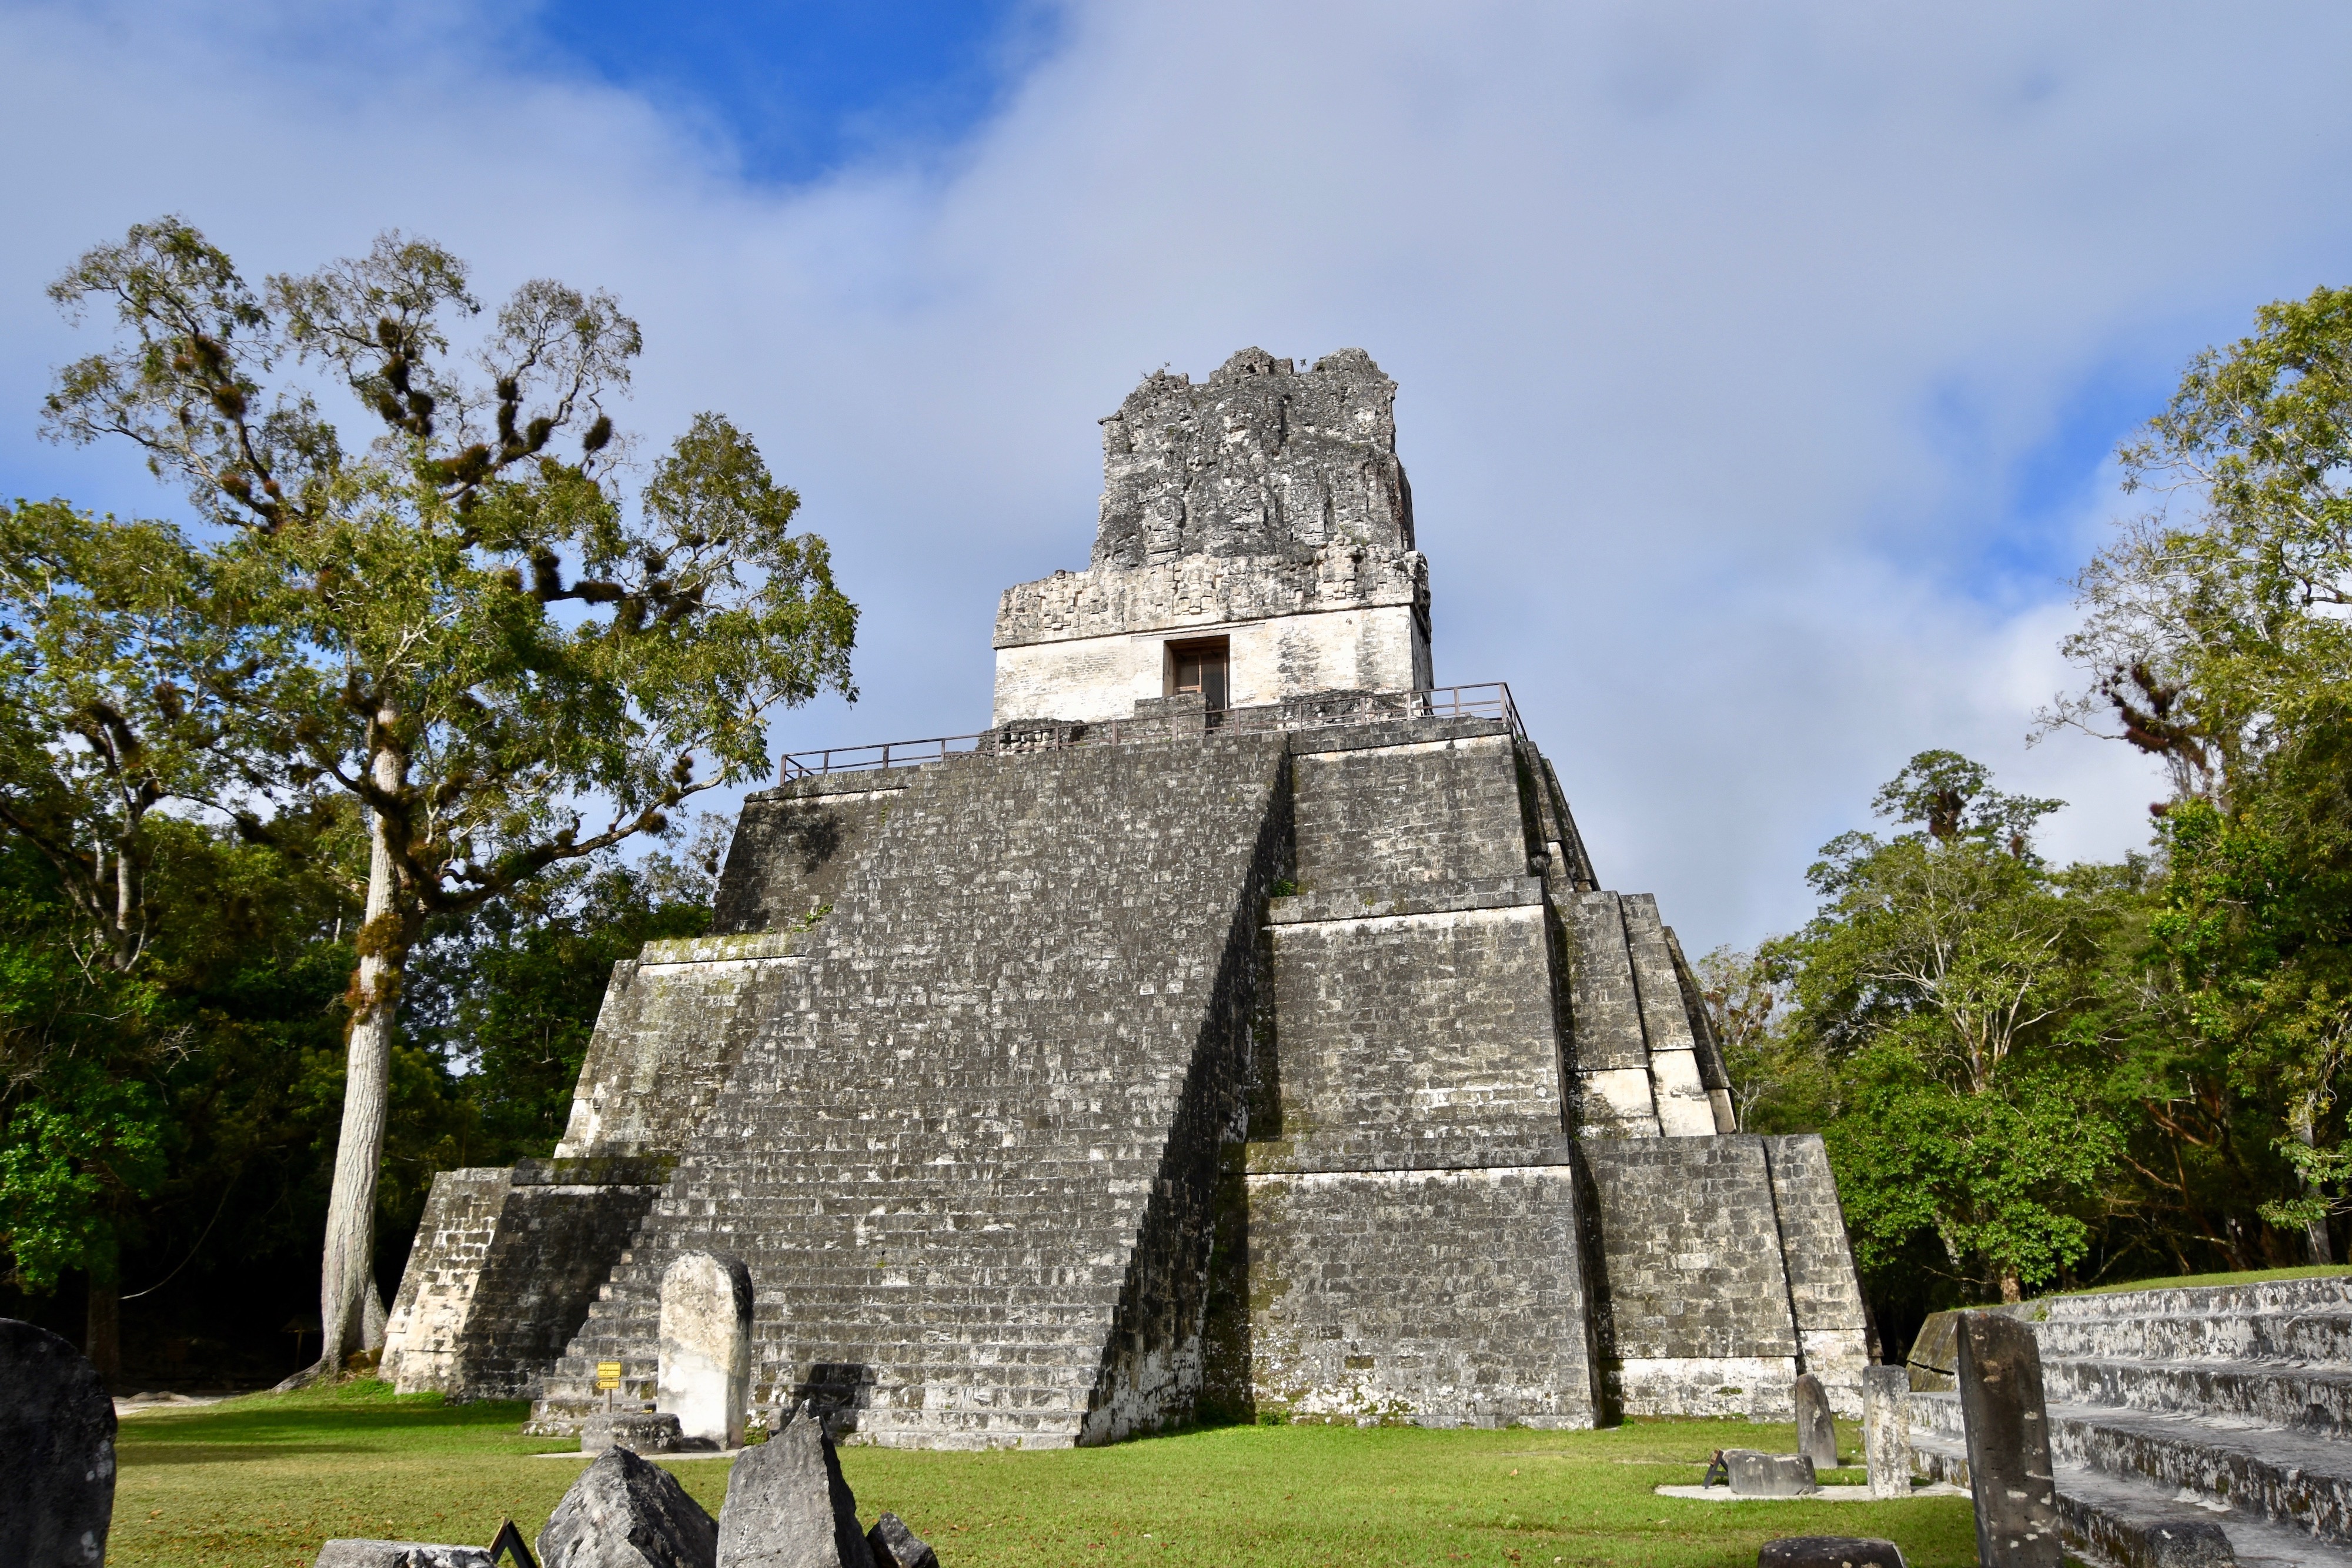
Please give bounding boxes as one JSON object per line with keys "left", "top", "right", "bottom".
{"left": 381, "top": 347, "right": 1873, "bottom": 1449}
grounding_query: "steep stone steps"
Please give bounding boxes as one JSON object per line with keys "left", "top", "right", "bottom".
{"left": 532, "top": 733, "right": 1293, "bottom": 1445}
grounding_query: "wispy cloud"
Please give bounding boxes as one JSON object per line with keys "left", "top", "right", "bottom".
{"left": 6, "top": 0, "right": 2348, "bottom": 949}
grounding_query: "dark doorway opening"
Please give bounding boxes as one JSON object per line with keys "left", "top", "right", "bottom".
{"left": 1167, "top": 636, "right": 1230, "bottom": 711}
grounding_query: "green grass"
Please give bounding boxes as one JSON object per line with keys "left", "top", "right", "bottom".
{"left": 112, "top": 1385, "right": 1973, "bottom": 1568}
{"left": 2059, "top": 1262, "right": 2352, "bottom": 1296}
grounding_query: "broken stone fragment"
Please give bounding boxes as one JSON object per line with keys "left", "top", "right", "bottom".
{"left": 538, "top": 1447, "right": 717, "bottom": 1568}
{"left": 312, "top": 1544, "right": 496, "bottom": 1568}
{"left": 1757, "top": 1536, "right": 1906, "bottom": 1568}
{"left": 1792, "top": 1372, "right": 1838, "bottom": 1469}
{"left": 1723, "top": 1449, "right": 1818, "bottom": 1497}
{"left": 0, "top": 1316, "right": 117, "bottom": 1568}
{"left": 864, "top": 1514, "right": 937, "bottom": 1568}
{"left": 715, "top": 1407, "right": 874, "bottom": 1568}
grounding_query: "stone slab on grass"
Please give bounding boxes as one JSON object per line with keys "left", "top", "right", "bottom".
{"left": 716, "top": 1409, "right": 873, "bottom": 1568}
{"left": 1758, "top": 1536, "right": 1906, "bottom": 1568}
{"left": 313, "top": 1543, "right": 496, "bottom": 1568}
{"left": 539, "top": 1447, "right": 717, "bottom": 1568}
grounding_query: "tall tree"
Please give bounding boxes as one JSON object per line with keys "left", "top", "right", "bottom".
{"left": 0, "top": 499, "right": 296, "bottom": 1371}
{"left": 1765, "top": 752, "right": 2123, "bottom": 1303}
{"left": 44, "top": 218, "right": 858, "bottom": 1373}
{"left": 2050, "top": 286, "right": 2352, "bottom": 1262}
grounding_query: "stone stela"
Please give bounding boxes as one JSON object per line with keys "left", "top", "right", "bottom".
{"left": 659, "top": 1252, "right": 753, "bottom": 1450}
{"left": 378, "top": 347, "right": 1875, "bottom": 1449}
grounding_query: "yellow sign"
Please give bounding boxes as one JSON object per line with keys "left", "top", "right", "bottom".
{"left": 594, "top": 1361, "right": 623, "bottom": 1391}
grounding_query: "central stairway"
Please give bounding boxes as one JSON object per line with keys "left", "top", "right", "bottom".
{"left": 1905, "top": 1276, "right": 2352, "bottom": 1568}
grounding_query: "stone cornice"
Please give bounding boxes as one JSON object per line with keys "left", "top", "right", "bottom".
{"left": 994, "top": 546, "right": 1428, "bottom": 649}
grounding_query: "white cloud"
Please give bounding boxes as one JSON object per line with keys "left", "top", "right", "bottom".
{"left": 3, "top": 0, "right": 2341, "bottom": 950}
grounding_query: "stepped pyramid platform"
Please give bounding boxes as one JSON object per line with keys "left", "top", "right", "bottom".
{"left": 1905, "top": 1275, "right": 2352, "bottom": 1568}
{"left": 382, "top": 348, "right": 1871, "bottom": 1448}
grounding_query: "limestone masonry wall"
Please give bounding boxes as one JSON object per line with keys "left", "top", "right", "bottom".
{"left": 711, "top": 773, "right": 916, "bottom": 935}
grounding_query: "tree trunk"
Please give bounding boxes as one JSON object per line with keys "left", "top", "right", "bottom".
{"left": 315, "top": 752, "right": 410, "bottom": 1376}
{"left": 1998, "top": 1269, "right": 2023, "bottom": 1305}
{"left": 2297, "top": 1116, "right": 2336, "bottom": 1265}
{"left": 85, "top": 1266, "right": 121, "bottom": 1387}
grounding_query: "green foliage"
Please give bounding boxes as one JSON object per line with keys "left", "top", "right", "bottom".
{"left": 1750, "top": 752, "right": 2127, "bottom": 1302}
{"left": 43, "top": 219, "right": 858, "bottom": 926}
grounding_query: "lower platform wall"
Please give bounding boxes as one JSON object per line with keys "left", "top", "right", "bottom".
{"left": 382, "top": 1159, "right": 667, "bottom": 1400}
{"left": 1241, "top": 1164, "right": 1601, "bottom": 1429}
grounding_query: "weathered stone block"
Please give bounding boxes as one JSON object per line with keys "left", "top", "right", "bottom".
{"left": 1793, "top": 1372, "right": 1838, "bottom": 1469}
{"left": 863, "top": 1514, "right": 936, "bottom": 1568}
{"left": 538, "top": 1447, "right": 717, "bottom": 1568}
{"left": 1757, "top": 1536, "right": 1905, "bottom": 1568}
{"left": 715, "top": 1409, "right": 873, "bottom": 1568}
{"left": 1860, "top": 1365, "right": 1910, "bottom": 1499}
{"left": 0, "top": 1316, "right": 116, "bottom": 1568}
{"left": 1956, "top": 1311, "right": 2062, "bottom": 1568}
{"left": 659, "top": 1253, "right": 753, "bottom": 1449}
{"left": 1725, "top": 1449, "right": 1818, "bottom": 1496}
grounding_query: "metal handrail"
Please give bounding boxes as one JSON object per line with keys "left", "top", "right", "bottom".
{"left": 776, "top": 681, "right": 1523, "bottom": 781}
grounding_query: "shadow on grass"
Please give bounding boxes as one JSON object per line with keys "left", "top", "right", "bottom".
{"left": 120, "top": 1443, "right": 382, "bottom": 1467}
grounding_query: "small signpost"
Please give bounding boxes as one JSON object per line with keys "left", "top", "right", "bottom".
{"left": 596, "top": 1359, "right": 623, "bottom": 1412}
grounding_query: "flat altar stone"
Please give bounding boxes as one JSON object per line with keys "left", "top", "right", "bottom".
{"left": 583, "top": 1412, "right": 689, "bottom": 1455}
{"left": 1725, "top": 1449, "right": 1818, "bottom": 1497}
{"left": 1759, "top": 1536, "right": 1906, "bottom": 1568}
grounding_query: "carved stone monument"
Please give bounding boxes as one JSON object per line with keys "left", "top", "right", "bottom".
{"left": 0, "top": 1316, "right": 116, "bottom": 1568}
{"left": 1860, "top": 1364, "right": 1910, "bottom": 1500}
{"left": 1792, "top": 1370, "right": 1837, "bottom": 1469}
{"left": 659, "top": 1253, "right": 753, "bottom": 1450}
{"left": 1956, "top": 1312, "right": 2062, "bottom": 1568}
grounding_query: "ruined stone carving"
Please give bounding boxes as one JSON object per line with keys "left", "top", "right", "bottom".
{"left": 1093, "top": 347, "right": 1412, "bottom": 569}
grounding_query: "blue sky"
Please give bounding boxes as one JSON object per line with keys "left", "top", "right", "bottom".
{"left": 6, "top": 2, "right": 2351, "bottom": 952}
{"left": 524, "top": 2, "right": 1050, "bottom": 183}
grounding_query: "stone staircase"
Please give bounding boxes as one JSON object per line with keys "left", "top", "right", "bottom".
{"left": 529, "top": 731, "right": 1293, "bottom": 1449}
{"left": 1904, "top": 1276, "right": 2352, "bottom": 1568}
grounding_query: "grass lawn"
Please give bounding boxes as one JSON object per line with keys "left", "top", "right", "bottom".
{"left": 112, "top": 1381, "right": 1975, "bottom": 1568}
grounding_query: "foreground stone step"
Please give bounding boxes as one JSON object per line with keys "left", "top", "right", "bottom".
{"left": 2043, "top": 1354, "right": 2352, "bottom": 1435}
{"left": 1912, "top": 1427, "right": 2352, "bottom": 1568}
{"left": 1910, "top": 1390, "right": 2352, "bottom": 1547}
{"left": 2038, "top": 1279, "right": 2352, "bottom": 1323}
{"left": 2034, "top": 1313, "right": 2352, "bottom": 1368}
